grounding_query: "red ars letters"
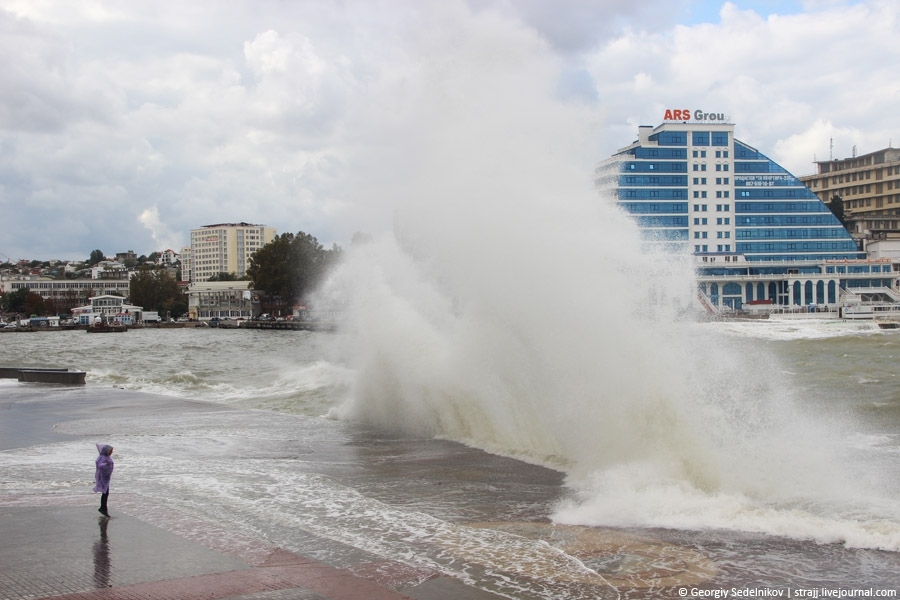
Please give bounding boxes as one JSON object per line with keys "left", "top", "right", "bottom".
{"left": 664, "top": 109, "right": 691, "bottom": 121}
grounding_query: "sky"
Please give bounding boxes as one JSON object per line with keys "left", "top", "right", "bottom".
{"left": 0, "top": 0, "right": 895, "bottom": 262}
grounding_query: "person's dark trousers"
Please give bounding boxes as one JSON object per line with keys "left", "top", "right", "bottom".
{"left": 99, "top": 492, "right": 109, "bottom": 516}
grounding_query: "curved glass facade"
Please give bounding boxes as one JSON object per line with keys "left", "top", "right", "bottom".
{"left": 599, "top": 122, "right": 863, "bottom": 262}
{"left": 593, "top": 121, "right": 899, "bottom": 312}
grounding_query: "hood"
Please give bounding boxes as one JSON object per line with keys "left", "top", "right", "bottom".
{"left": 96, "top": 444, "right": 113, "bottom": 456}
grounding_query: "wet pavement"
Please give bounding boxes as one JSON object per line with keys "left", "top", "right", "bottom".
{"left": 0, "top": 385, "right": 506, "bottom": 600}
{"left": 0, "top": 494, "right": 504, "bottom": 600}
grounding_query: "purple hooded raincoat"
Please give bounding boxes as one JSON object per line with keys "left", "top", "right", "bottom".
{"left": 93, "top": 444, "right": 114, "bottom": 493}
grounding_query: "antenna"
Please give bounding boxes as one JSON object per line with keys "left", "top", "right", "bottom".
{"left": 852, "top": 145, "right": 857, "bottom": 158}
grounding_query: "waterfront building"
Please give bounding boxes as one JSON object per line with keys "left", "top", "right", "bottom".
{"left": 596, "top": 113, "right": 899, "bottom": 312}
{"left": 187, "top": 280, "right": 256, "bottom": 321}
{"left": 800, "top": 147, "right": 900, "bottom": 241}
{"left": 71, "top": 295, "right": 146, "bottom": 325}
{"left": 188, "top": 223, "right": 276, "bottom": 282}
{"left": 1, "top": 276, "right": 131, "bottom": 304}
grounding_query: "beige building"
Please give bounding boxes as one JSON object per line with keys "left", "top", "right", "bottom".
{"left": 800, "top": 147, "right": 900, "bottom": 240}
{"left": 188, "top": 222, "right": 276, "bottom": 282}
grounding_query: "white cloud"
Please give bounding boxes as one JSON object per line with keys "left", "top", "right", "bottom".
{"left": 586, "top": 0, "right": 900, "bottom": 175}
{"left": 139, "top": 206, "right": 181, "bottom": 252}
{"left": 0, "top": 0, "right": 897, "bottom": 260}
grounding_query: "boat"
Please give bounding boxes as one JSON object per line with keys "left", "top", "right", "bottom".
{"left": 86, "top": 323, "right": 127, "bottom": 333}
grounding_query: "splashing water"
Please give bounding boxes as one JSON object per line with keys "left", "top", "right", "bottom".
{"left": 306, "top": 16, "right": 900, "bottom": 553}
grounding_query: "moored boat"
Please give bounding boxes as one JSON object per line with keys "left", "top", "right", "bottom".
{"left": 87, "top": 323, "right": 127, "bottom": 333}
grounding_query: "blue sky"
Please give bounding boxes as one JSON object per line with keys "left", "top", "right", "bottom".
{"left": 0, "top": 0, "right": 895, "bottom": 261}
{"left": 683, "top": 0, "right": 806, "bottom": 23}
{"left": 681, "top": 1, "right": 864, "bottom": 24}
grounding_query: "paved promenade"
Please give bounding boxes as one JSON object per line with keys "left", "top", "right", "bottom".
{"left": 0, "top": 385, "right": 504, "bottom": 600}
{"left": 0, "top": 493, "right": 502, "bottom": 600}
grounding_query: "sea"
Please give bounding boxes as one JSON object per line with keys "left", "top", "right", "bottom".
{"left": 1, "top": 317, "right": 899, "bottom": 598}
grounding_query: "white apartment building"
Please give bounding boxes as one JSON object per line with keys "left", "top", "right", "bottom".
{"left": 188, "top": 223, "right": 276, "bottom": 282}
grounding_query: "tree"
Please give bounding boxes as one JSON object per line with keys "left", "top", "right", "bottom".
{"left": 23, "top": 292, "right": 47, "bottom": 316}
{"left": 247, "top": 231, "right": 342, "bottom": 313}
{"left": 88, "top": 249, "right": 105, "bottom": 265}
{"left": 207, "top": 271, "right": 240, "bottom": 281}
{"left": 1, "top": 287, "right": 30, "bottom": 313}
{"left": 828, "top": 193, "right": 848, "bottom": 228}
{"left": 129, "top": 269, "right": 186, "bottom": 315}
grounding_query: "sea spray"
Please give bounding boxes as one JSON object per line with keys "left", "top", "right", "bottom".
{"left": 313, "top": 3, "right": 900, "bottom": 549}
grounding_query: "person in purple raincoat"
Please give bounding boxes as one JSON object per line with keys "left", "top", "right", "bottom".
{"left": 93, "top": 444, "right": 114, "bottom": 516}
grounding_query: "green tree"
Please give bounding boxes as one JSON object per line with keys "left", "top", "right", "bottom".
{"left": 88, "top": 249, "right": 105, "bottom": 265}
{"left": 247, "top": 231, "right": 342, "bottom": 312}
{"left": 207, "top": 271, "right": 240, "bottom": 281}
{"left": 129, "top": 269, "right": 186, "bottom": 315}
{"left": 829, "top": 193, "right": 848, "bottom": 228}
{"left": 1, "top": 287, "right": 30, "bottom": 313}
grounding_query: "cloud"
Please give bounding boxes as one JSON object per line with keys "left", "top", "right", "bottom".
{"left": 139, "top": 206, "right": 181, "bottom": 251}
{"left": 585, "top": 0, "right": 900, "bottom": 174}
{"left": 0, "top": 0, "right": 897, "bottom": 261}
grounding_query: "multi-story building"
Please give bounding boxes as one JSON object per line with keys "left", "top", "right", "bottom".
{"left": 596, "top": 112, "right": 898, "bottom": 313}
{"left": 186, "top": 281, "right": 256, "bottom": 321}
{"left": 157, "top": 248, "right": 180, "bottom": 267}
{"left": 800, "top": 147, "right": 900, "bottom": 240}
{"left": 1, "top": 275, "right": 132, "bottom": 315}
{"left": 179, "top": 246, "right": 192, "bottom": 282}
{"left": 188, "top": 223, "right": 276, "bottom": 282}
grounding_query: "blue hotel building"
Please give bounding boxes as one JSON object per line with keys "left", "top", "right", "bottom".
{"left": 597, "top": 115, "right": 898, "bottom": 312}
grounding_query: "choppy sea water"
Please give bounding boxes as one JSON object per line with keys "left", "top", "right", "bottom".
{"left": 1, "top": 324, "right": 899, "bottom": 597}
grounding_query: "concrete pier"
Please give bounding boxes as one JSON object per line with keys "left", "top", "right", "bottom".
{"left": 1, "top": 367, "right": 86, "bottom": 384}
